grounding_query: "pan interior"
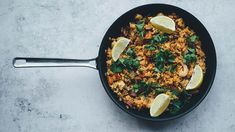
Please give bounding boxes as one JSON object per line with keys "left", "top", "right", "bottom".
{"left": 97, "top": 4, "right": 216, "bottom": 121}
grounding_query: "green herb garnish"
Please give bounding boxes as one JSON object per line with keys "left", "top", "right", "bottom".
{"left": 153, "top": 49, "right": 175, "bottom": 72}
{"left": 126, "top": 48, "right": 136, "bottom": 58}
{"left": 136, "top": 20, "right": 145, "bottom": 38}
{"left": 133, "top": 83, "right": 140, "bottom": 93}
{"left": 168, "top": 64, "right": 177, "bottom": 72}
{"left": 168, "top": 90, "right": 192, "bottom": 115}
{"left": 120, "top": 58, "right": 140, "bottom": 71}
{"left": 171, "top": 89, "right": 180, "bottom": 97}
{"left": 183, "top": 48, "right": 197, "bottom": 64}
{"left": 187, "top": 35, "right": 199, "bottom": 43}
{"left": 155, "top": 87, "right": 167, "bottom": 94}
{"left": 110, "top": 57, "right": 140, "bottom": 73}
{"left": 132, "top": 81, "right": 148, "bottom": 94}
{"left": 150, "top": 34, "right": 168, "bottom": 44}
{"left": 187, "top": 35, "right": 199, "bottom": 48}
{"left": 144, "top": 44, "right": 156, "bottom": 51}
{"left": 132, "top": 82, "right": 162, "bottom": 96}
{"left": 110, "top": 60, "right": 124, "bottom": 73}
{"left": 169, "top": 99, "right": 182, "bottom": 114}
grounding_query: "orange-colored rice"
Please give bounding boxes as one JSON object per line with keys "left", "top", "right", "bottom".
{"left": 105, "top": 13, "right": 206, "bottom": 110}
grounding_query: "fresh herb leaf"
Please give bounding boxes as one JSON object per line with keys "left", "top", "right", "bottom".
{"left": 132, "top": 82, "right": 162, "bottom": 96}
{"left": 168, "top": 90, "right": 192, "bottom": 115}
{"left": 172, "top": 100, "right": 182, "bottom": 109}
{"left": 121, "top": 58, "right": 140, "bottom": 71}
{"left": 136, "top": 20, "right": 145, "bottom": 38}
{"left": 144, "top": 44, "right": 156, "bottom": 51}
{"left": 182, "top": 89, "right": 192, "bottom": 99}
{"left": 153, "top": 49, "right": 175, "bottom": 72}
{"left": 171, "top": 89, "right": 180, "bottom": 97}
{"left": 183, "top": 48, "right": 197, "bottom": 64}
{"left": 111, "top": 58, "right": 140, "bottom": 73}
{"left": 136, "top": 20, "right": 145, "bottom": 32}
{"left": 131, "top": 59, "right": 140, "bottom": 68}
{"left": 133, "top": 84, "right": 140, "bottom": 93}
{"left": 187, "top": 35, "right": 199, "bottom": 48}
{"left": 164, "top": 50, "right": 175, "bottom": 64}
{"left": 168, "top": 99, "right": 182, "bottom": 114}
{"left": 155, "top": 62, "right": 165, "bottom": 72}
{"left": 126, "top": 48, "right": 136, "bottom": 58}
{"left": 168, "top": 64, "right": 177, "bottom": 72}
{"left": 155, "top": 87, "right": 167, "bottom": 94}
{"left": 110, "top": 60, "right": 124, "bottom": 73}
{"left": 187, "top": 35, "right": 199, "bottom": 43}
{"left": 150, "top": 34, "right": 168, "bottom": 44}
{"left": 132, "top": 81, "right": 148, "bottom": 94}
{"left": 154, "top": 67, "right": 161, "bottom": 73}
{"left": 188, "top": 48, "right": 195, "bottom": 53}
{"left": 139, "top": 31, "right": 145, "bottom": 38}
{"left": 149, "top": 83, "right": 161, "bottom": 88}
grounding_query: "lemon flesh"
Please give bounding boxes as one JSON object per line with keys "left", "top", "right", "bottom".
{"left": 150, "top": 93, "right": 171, "bottom": 117}
{"left": 150, "top": 16, "right": 175, "bottom": 34}
{"left": 112, "top": 37, "right": 130, "bottom": 61}
{"left": 186, "top": 65, "right": 204, "bottom": 90}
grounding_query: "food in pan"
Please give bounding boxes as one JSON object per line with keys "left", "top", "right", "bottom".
{"left": 105, "top": 13, "right": 206, "bottom": 117}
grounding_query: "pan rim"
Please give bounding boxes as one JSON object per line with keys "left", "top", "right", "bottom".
{"left": 97, "top": 3, "right": 217, "bottom": 121}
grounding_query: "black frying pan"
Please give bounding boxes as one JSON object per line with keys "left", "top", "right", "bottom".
{"left": 13, "top": 4, "right": 217, "bottom": 121}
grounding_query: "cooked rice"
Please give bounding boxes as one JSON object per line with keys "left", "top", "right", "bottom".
{"left": 105, "top": 13, "right": 206, "bottom": 110}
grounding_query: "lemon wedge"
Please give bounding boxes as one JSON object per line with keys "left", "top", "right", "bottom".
{"left": 186, "top": 65, "right": 203, "bottom": 90}
{"left": 112, "top": 37, "right": 130, "bottom": 61}
{"left": 150, "top": 93, "right": 171, "bottom": 117}
{"left": 150, "top": 16, "right": 175, "bottom": 34}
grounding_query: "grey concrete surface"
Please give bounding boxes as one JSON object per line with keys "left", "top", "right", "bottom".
{"left": 0, "top": 0, "right": 234, "bottom": 132}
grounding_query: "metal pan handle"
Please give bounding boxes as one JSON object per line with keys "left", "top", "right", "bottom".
{"left": 13, "top": 57, "right": 97, "bottom": 69}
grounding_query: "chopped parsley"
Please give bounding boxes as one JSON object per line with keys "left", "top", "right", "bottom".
{"left": 126, "top": 48, "right": 136, "bottom": 58}
{"left": 120, "top": 58, "right": 140, "bottom": 71}
{"left": 150, "top": 34, "right": 168, "bottom": 45}
{"left": 153, "top": 49, "right": 175, "bottom": 72}
{"left": 183, "top": 48, "right": 197, "bottom": 64}
{"left": 110, "top": 58, "right": 140, "bottom": 73}
{"left": 136, "top": 20, "right": 145, "bottom": 38}
{"left": 169, "top": 99, "right": 182, "bottom": 114}
{"left": 168, "top": 64, "right": 177, "bottom": 72}
{"left": 132, "top": 81, "right": 162, "bottom": 96}
{"left": 110, "top": 60, "right": 124, "bottom": 73}
{"left": 187, "top": 34, "right": 199, "bottom": 48}
{"left": 187, "top": 35, "right": 199, "bottom": 43}
{"left": 144, "top": 44, "right": 156, "bottom": 51}
{"left": 168, "top": 90, "right": 192, "bottom": 115}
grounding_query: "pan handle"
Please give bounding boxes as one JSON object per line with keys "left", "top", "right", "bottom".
{"left": 13, "top": 57, "right": 98, "bottom": 69}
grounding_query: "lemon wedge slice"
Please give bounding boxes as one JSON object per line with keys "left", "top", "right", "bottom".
{"left": 112, "top": 37, "right": 130, "bottom": 61}
{"left": 150, "top": 16, "right": 175, "bottom": 34}
{"left": 186, "top": 65, "right": 204, "bottom": 90}
{"left": 150, "top": 93, "right": 171, "bottom": 117}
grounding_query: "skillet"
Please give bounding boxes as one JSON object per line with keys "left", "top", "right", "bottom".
{"left": 13, "top": 4, "right": 217, "bottom": 121}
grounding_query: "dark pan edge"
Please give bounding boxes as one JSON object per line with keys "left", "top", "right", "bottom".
{"left": 97, "top": 3, "right": 217, "bottom": 121}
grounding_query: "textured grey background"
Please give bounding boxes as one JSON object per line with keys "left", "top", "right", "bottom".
{"left": 0, "top": 0, "right": 234, "bottom": 132}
